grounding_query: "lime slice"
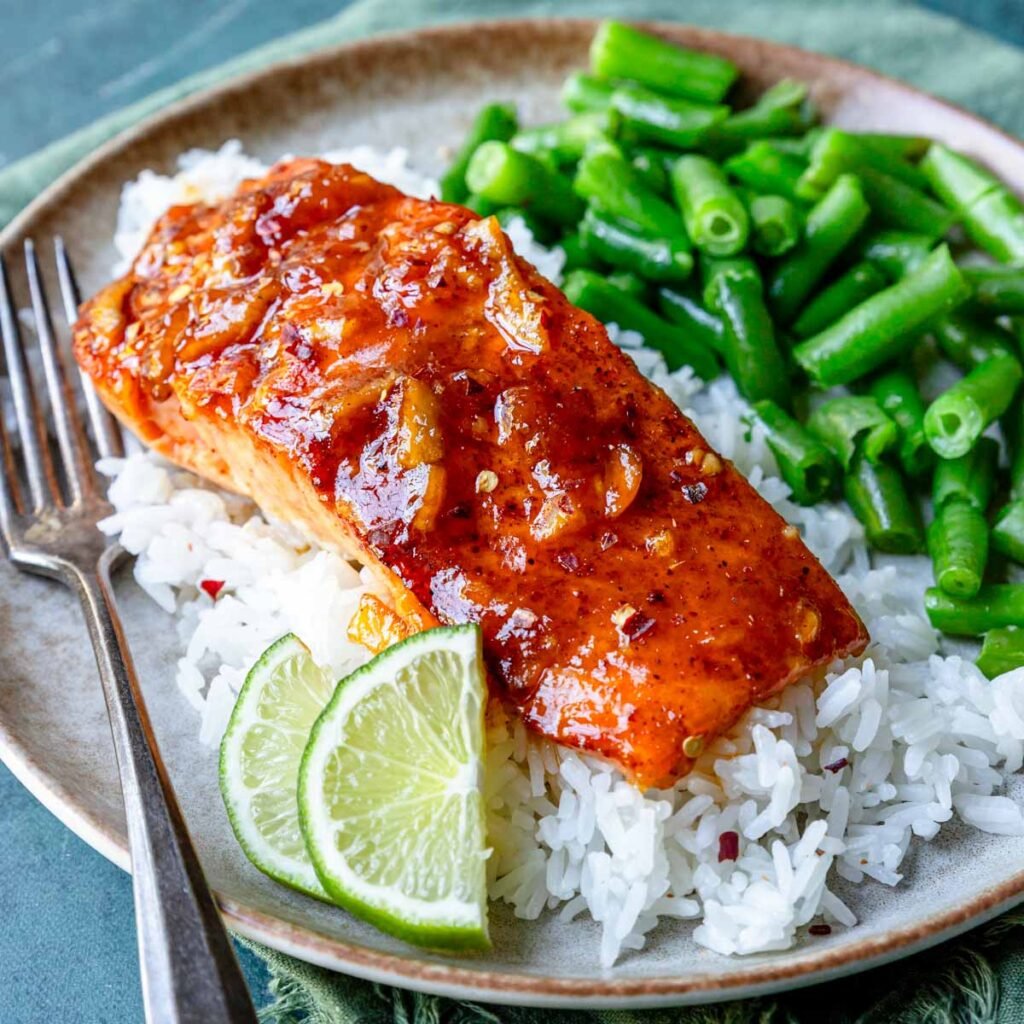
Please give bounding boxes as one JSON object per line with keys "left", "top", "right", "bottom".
{"left": 298, "top": 624, "right": 490, "bottom": 951}
{"left": 219, "top": 634, "right": 334, "bottom": 900}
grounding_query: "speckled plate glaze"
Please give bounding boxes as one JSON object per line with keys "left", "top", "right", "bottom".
{"left": 2, "top": 18, "right": 1024, "bottom": 1009}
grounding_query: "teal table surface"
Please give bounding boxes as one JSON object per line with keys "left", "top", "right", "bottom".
{"left": 1, "top": 1, "right": 1023, "bottom": 1020}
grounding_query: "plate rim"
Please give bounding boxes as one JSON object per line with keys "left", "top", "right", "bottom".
{"left": 2, "top": 15, "right": 1024, "bottom": 1008}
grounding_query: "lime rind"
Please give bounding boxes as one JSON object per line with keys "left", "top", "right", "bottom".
{"left": 218, "top": 633, "right": 334, "bottom": 901}
{"left": 298, "top": 624, "right": 490, "bottom": 951}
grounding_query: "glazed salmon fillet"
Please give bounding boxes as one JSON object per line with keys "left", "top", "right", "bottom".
{"left": 74, "top": 159, "right": 867, "bottom": 787}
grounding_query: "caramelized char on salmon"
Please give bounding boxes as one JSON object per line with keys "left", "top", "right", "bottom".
{"left": 74, "top": 160, "right": 867, "bottom": 787}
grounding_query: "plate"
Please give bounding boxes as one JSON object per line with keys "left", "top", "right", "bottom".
{"left": 2, "top": 18, "right": 1024, "bottom": 1009}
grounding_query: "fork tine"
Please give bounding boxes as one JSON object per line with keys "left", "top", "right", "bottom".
{"left": 0, "top": 389, "right": 20, "bottom": 544}
{"left": 0, "top": 251, "right": 54, "bottom": 511}
{"left": 25, "top": 239, "right": 92, "bottom": 505}
{"left": 55, "top": 237, "right": 124, "bottom": 460}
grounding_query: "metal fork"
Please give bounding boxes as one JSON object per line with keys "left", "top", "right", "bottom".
{"left": 0, "top": 239, "right": 257, "bottom": 1024}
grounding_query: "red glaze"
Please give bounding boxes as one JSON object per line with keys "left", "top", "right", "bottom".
{"left": 74, "top": 160, "right": 867, "bottom": 787}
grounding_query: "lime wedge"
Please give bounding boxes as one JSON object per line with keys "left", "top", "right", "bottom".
{"left": 219, "top": 634, "right": 334, "bottom": 900}
{"left": 298, "top": 624, "right": 490, "bottom": 951}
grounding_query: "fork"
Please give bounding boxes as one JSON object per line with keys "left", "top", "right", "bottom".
{"left": 0, "top": 239, "right": 257, "bottom": 1024}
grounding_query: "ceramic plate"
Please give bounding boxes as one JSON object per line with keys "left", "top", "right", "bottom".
{"left": 2, "top": 18, "right": 1024, "bottom": 1009}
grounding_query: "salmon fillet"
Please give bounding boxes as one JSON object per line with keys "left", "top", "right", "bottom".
{"left": 74, "top": 159, "right": 867, "bottom": 787}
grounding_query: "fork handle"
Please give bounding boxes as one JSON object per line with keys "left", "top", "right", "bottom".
{"left": 67, "top": 550, "right": 257, "bottom": 1024}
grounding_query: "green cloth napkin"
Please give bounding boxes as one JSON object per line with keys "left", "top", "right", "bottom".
{"left": 5, "top": 0, "right": 1024, "bottom": 1020}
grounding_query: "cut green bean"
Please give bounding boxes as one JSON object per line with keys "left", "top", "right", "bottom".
{"left": 922, "top": 144, "right": 1024, "bottom": 265}
{"left": 745, "top": 192, "right": 802, "bottom": 257}
{"left": 464, "top": 193, "right": 500, "bottom": 217}
{"left": 794, "top": 262, "right": 886, "bottom": 338}
{"left": 992, "top": 501, "right": 1024, "bottom": 564}
{"left": 925, "top": 584, "right": 1024, "bottom": 635}
{"left": 843, "top": 452, "right": 924, "bottom": 554}
{"left": 976, "top": 626, "right": 1024, "bottom": 678}
{"left": 589, "top": 21, "right": 739, "bottom": 104}
{"left": 579, "top": 207, "right": 694, "bottom": 283}
{"left": 465, "top": 142, "right": 582, "bottom": 226}
{"left": 857, "top": 166, "right": 958, "bottom": 240}
{"left": 561, "top": 72, "right": 615, "bottom": 114}
{"left": 605, "top": 271, "right": 649, "bottom": 300}
{"left": 793, "top": 245, "right": 970, "bottom": 388}
{"left": 672, "top": 155, "right": 750, "bottom": 257}
{"left": 868, "top": 368, "right": 934, "bottom": 478}
{"left": 932, "top": 437, "right": 998, "bottom": 512}
{"left": 657, "top": 287, "right": 725, "bottom": 354}
{"left": 932, "top": 312, "right": 1017, "bottom": 371}
{"left": 703, "top": 257, "right": 789, "bottom": 405}
{"left": 511, "top": 112, "right": 617, "bottom": 165}
{"left": 964, "top": 265, "right": 1024, "bottom": 315}
{"left": 928, "top": 498, "right": 989, "bottom": 598}
{"left": 574, "top": 151, "right": 684, "bottom": 236}
{"left": 861, "top": 231, "right": 934, "bottom": 280}
{"left": 558, "top": 231, "right": 603, "bottom": 273}
{"left": 807, "top": 396, "right": 898, "bottom": 470}
{"left": 797, "top": 127, "right": 928, "bottom": 201}
{"left": 562, "top": 269, "right": 719, "bottom": 378}
{"left": 492, "top": 206, "right": 558, "bottom": 245}
{"left": 751, "top": 399, "right": 840, "bottom": 504}
{"left": 855, "top": 133, "right": 931, "bottom": 161}
{"left": 440, "top": 103, "right": 519, "bottom": 203}
{"left": 769, "top": 173, "right": 870, "bottom": 322}
{"left": 923, "top": 352, "right": 1023, "bottom": 459}
{"left": 611, "top": 84, "right": 729, "bottom": 150}
{"left": 712, "top": 79, "right": 815, "bottom": 147}
{"left": 724, "top": 141, "right": 807, "bottom": 202}
{"left": 629, "top": 148, "right": 672, "bottom": 195}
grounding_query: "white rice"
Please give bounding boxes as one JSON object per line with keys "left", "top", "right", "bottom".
{"left": 99, "top": 142, "right": 1024, "bottom": 967}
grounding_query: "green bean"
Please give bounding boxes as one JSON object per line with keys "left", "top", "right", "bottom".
{"left": 855, "top": 133, "right": 931, "bottom": 161}
{"left": 925, "top": 584, "right": 1024, "bottom": 636}
{"left": 464, "top": 193, "right": 501, "bottom": 217}
{"left": 562, "top": 269, "right": 719, "bottom": 378}
{"left": 922, "top": 144, "right": 1024, "bottom": 265}
{"left": 843, "top": 452, "right": 924, "bottom": 554}
{"left": 573, "top": 151, "right": 684, "bottom": 237}
{"left": 629, "top": 148, "right": 672, "bottom": 195}
{"left": 992, "top": 501, "right": 1024, "bottom": 564}
{"left": 561, "top": 72, "right": 615, "bottom": 114}
{"left": 605, "top": 271, "right": 650, "bottom": 300}
{"left": 440, "top": 103, "right": 519, "bottom": 203}
{"left": 558, "top": 231, "right": 602, "bottom": 273}
{"left": 964, "top": 265, "right": 1024, "bottom": 315}
{"left": 761, "top": 134, "right": 818, "bottom": 159}
{"left": 611, "top": 84, "right": 729, "bottom": 150}
{"left": 928, "top": 498, "right": 989, "bottom": 598}
{"left": 793, "top": 245, "right": 970, "bottom": 388}
{"left": 868, "top": 368, "right": 934, "bottom": 478}
{"left": 751, "top": 399, "right": 840, "bottom": 504}
{"left": 1004, "top": 400, "right": 1024, "bottom": 501}
{"left": 976, "top": 626, "right": 1024, "bottom": 678}
{"left": 492, "top": 206, "right": 558, "bottom": 245}
{"left": 931, "top": 436, "right": 998, "bottom": 512}
{"left": 465, "top": 142, "right": 582, "bottom": 226}
{"left": 672, "top": 155, "right": 750, "bottom": 257}
{"left": 589, "top": 20, "right": 738, "bottom": 104}
{"left": 769, "top": 174, "right": 870, "bottom": 322}
{"left": 703, "top": 257, "right": 789, "bottom": 405}
{"left": 657, "top": 287, "right": 725, "bottom": 355}
{"left": 793, "top": 262, "right": 886, "bottom": 338}
{"left": 579, "top": 207, "right": 693, "bottom": 283}
{"left": 932, "top": 312, "right": 1017, "bottom": 371}
{"left": 861, "top": 230, "right": 933, "bottom": 280}
{"left": 857, "top": 166, "right": 958, "bottom": 240}
{"left": 807, "top": 396, "right": 898, "bottom": 470}
{"left": 713, "top": 79, "right": 815, "bottom": 146}
{"left": 745, "top": 192, "right": 802, "bottom": 257}
{"left": 797, "top": 127, "right": 928, "bottom": 201}
{"left": 923, "top": 352, "right": 1023, "bottom": 459}
{"left": 724, "top": 141, "right": 807, "bottom": 202}
{"left": 511, "top": 112, "right": 617, "bottom": 165}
